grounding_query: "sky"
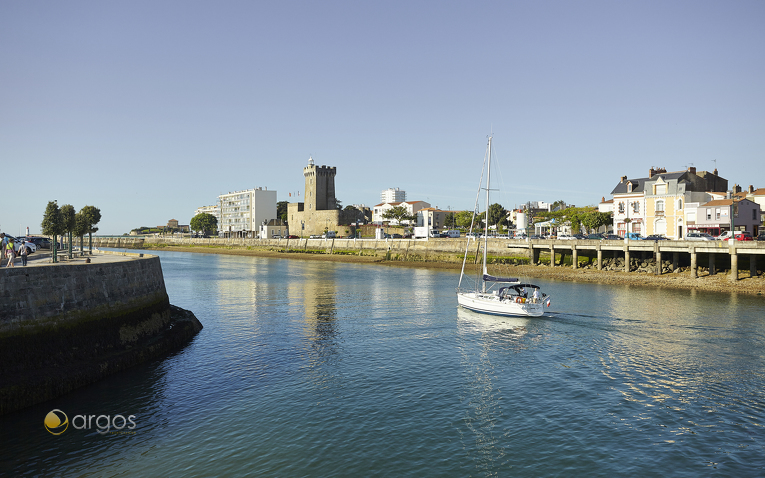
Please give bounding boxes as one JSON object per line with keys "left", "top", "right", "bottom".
{"left": 2, "top": 0, "right": 763, "bottom": 235}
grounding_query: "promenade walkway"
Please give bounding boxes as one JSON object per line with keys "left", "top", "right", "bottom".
{"left": 1, "top": 248, "right": 141, "bottom": 269}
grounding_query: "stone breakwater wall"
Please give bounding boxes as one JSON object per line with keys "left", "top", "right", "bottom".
{"left": 93, "top": 236, "right": 523, "bottom": 263}
{"left": 0, "top": 254, "right": 203, "bottom": 415}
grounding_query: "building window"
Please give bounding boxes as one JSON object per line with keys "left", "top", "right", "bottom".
{"left": 632, "top": 201, "right": 639, "bottom": 214}
{"left": 627, "top": 183, "right": 633, "bottom": 193}
{"left": 754, "top": 209, "right": 758, "bottom": 220}
{"left": 706, "top": 210, "right": 711, "bottom": 220}
{"left": 677, "top": 199, "right": 682, "bottom": 210}
{"left": 655, "top": 200, "right": 664, "bottom": 213}
{"left": 618, "top": 202, "right": 625, "bottom": 214}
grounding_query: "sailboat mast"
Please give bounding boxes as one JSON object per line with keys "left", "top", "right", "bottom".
{"left": 482, "top": 136, "right": 492, "bottom": 292}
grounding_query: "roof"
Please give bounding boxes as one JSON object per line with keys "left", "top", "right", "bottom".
{"left": 600, "top": 198, "right": 614, "bottom": 204}
{"left": 611, "top": 177, "right": 648, "bottom": 195}
{"left": 610, "top": 171, "right": 689, "bottom": 195}
{"left": 700, "top": 198, "right": 754, "bottom": 207}
{"left": 263, "top": 219, "right": 287, "bottom": 226}
{"left": 749, "top": 188, "right": 765, "bottom": 196}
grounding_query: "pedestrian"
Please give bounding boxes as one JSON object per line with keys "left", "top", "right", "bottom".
{"left": 0, "top": 233, "right": 5, "bottom": 267}
{"left": 18, "top": 239, "right": 28, "bottom": 266}
{"left": 532, "top": 288, "right": 541, "bottom": 303}
{"left": 5, "top": 238, "right": 16, "bottom": 268}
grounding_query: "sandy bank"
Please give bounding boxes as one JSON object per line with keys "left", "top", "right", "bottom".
{"left": 138, "top": 244, "right": 765, "bottom": 296}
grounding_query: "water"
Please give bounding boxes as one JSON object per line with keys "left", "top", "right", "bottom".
{"left": 2, "top": 250, "right": 764, "bottom": 476}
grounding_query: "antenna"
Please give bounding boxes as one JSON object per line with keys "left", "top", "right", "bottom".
{"left": 712, "top": 159, "right": 717, "bottom": 169}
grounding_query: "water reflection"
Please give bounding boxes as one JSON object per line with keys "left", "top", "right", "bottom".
{"left": 455, "top": 307, "right": 540, "bottom": 474}
{"left": 289, "top": 262, "right": 341, "bottom": 393}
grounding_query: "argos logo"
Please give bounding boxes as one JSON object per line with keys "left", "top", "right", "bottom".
{"left": 45, "top": 410, "right": 137, "bottom": 435}
{"left": 44, "top": 409, "right": 69, "bottom": 435}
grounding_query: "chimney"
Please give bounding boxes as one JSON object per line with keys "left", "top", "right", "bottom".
{"left": 621, "top": 175, "right": 627, "bottom": 183}
{"left": 713, "top": 168, "right": 718, "bottom": 175}
{"left": 688, "top": 166, "right": 696, "bottom": 175}
{"left": 734, "top": 184, "right": 741, "bottom": 193}
{"left": 601, "top": 196, "right": 605, "bottom": 203}
{"left": 749, "top": 185, "right": 755, "bottom": 193}
{"left": 648, "top": 168, "right": 655, "bottom": 178}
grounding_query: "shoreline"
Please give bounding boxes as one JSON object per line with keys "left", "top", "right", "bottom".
{"left": 136, "top": 244, "right": 765, "bottom": 296}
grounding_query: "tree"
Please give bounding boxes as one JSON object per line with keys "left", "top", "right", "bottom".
{"left": 277, "top": 201, "right": 288, "bottom": 223}
{"left": 74, "top": 210, "right": 88, "bottom": 254}
{"left": 41, "top": 201, "right": 63, "bottom": 262}
{"left": 60, "top": 204, "right": 76, "bottom": 258}
{"left": 487, "top": 203, "right": 507, "bottom": 230}
{"left": 79, "top": 205, "right": 101, "bottom": 254}
{"left": 580, "top": 210, "right": 612, "bottom": 234}
{"left": 190, "top": 213, "right": 218, "bottom": 236}
{"left": 444, "top": 212, "right": 455, "bottom": 229}
{"left": 455, "top": 211, "right": 475, "bottom": 230}
{"left": 382, "top": 206, "right": 415, "bottom": 225}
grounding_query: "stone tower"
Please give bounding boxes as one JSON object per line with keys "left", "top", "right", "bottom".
{"left": 303, "top": 156, "right": 337, "bottom": 211}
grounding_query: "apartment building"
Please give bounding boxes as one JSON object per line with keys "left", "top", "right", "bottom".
{"left": 218, "top": 187, "right": 277, "bottom": 238}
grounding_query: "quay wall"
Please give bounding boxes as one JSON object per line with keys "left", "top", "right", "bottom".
{"left": 92, "top": 236, "right": 765, "bottom": 279}
{"left": 92, "top": 236, "right": 524, "bottom": 263}
{"left": 0, "top": 254, "right": 203, "bottom": 415}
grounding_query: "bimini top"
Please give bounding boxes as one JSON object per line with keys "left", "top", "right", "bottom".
{"left": 483, "top": 274, "right": 520, "bottom": 283}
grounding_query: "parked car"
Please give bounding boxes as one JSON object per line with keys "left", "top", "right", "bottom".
{"left": 391, "top": 234, "right": 403, "bottom": 239}
{"left": 286, "top": 235, "right": 299, "bottom": 239}
{"left": 644, "top": 234, "right": 670, "bottom": 241}
{"left": 573, "top": 234, "right": 587, "bottom": 240}
{"left": 528, "top": 234, "right": 541, "bottom": 239}
{"left": 27, "top": 236, "right": 52, "bottom": 249}
{"left": 586, "top": 233, "right": 604, "bottom": 240}
{"left": 602, "top": 234, "right": 621, "bottom": 240}
{"left": 624, "top": 232, "right": 644, "bottom": 240}
{"left": 685, "top": 232, "right": 714, "bottom": 241}
{"left": 757, "top": 233, "right": 765, "bottom": 242}
{"left": 729, "top": 232, "right": 753, "bottom": 241}
{"left": 6, "top": 235, "right": 36, "bottom": 255}
{"left": 557, "top": 234, "right": 573, "bottom": 240}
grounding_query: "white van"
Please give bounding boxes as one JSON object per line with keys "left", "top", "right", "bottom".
{"left": 322, "top": 231, "right": 337, "bottom": 239}
{"left": 445, "top": 230, "right": 460, "bottom": 238}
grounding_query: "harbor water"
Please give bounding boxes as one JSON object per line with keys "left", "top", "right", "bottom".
{"left": 2, "top": 250, "right": 764, "bottom": 476}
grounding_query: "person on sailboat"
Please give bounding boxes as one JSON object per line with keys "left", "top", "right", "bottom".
{"left": 532, "top": 288, "right": 541, "bottom": 303}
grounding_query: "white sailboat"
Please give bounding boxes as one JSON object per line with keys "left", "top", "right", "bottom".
{"left": 456, "top": 136, "right": 550, "bottom": 317}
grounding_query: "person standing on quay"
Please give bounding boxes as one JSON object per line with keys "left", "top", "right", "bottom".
{"left": 5, "top": 237, "right": 15, "bottom": 268}
{"left": 18, "top": 239, "right": 28, "bottom": 266}
{"left": 0, "top": 233, "right": 5, "bottom": 267}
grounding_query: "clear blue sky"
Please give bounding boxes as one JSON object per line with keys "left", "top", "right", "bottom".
{"left": 2, "top": 0, "right": 763, "bottom": 235}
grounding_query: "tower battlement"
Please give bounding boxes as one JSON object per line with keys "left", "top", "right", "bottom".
{"left": 303, "top": 156, "right": 337, "bottom": 211}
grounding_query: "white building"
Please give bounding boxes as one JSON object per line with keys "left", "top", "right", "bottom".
{"left": 373, "top": 200, "right": 431, "bottom": 225}
{"left": 259, "top": 219, "right": 288, "bottom": 239}
{"left": 194, "top": 205, "right": 220, "bottom": 223}
{"left": 381, "top": 188, "right": 406, "bottom": 203}
{"left": 218, "top": 187, "right": 277, "bottom": 237}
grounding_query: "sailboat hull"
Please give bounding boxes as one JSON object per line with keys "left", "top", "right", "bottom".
{"left": 457, "top": 291, "right": 544, "bottom": 317}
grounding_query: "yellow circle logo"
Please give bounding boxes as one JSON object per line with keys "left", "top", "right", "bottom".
{"left": 44, "top": 409, "right": 69, "bottom": 435}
